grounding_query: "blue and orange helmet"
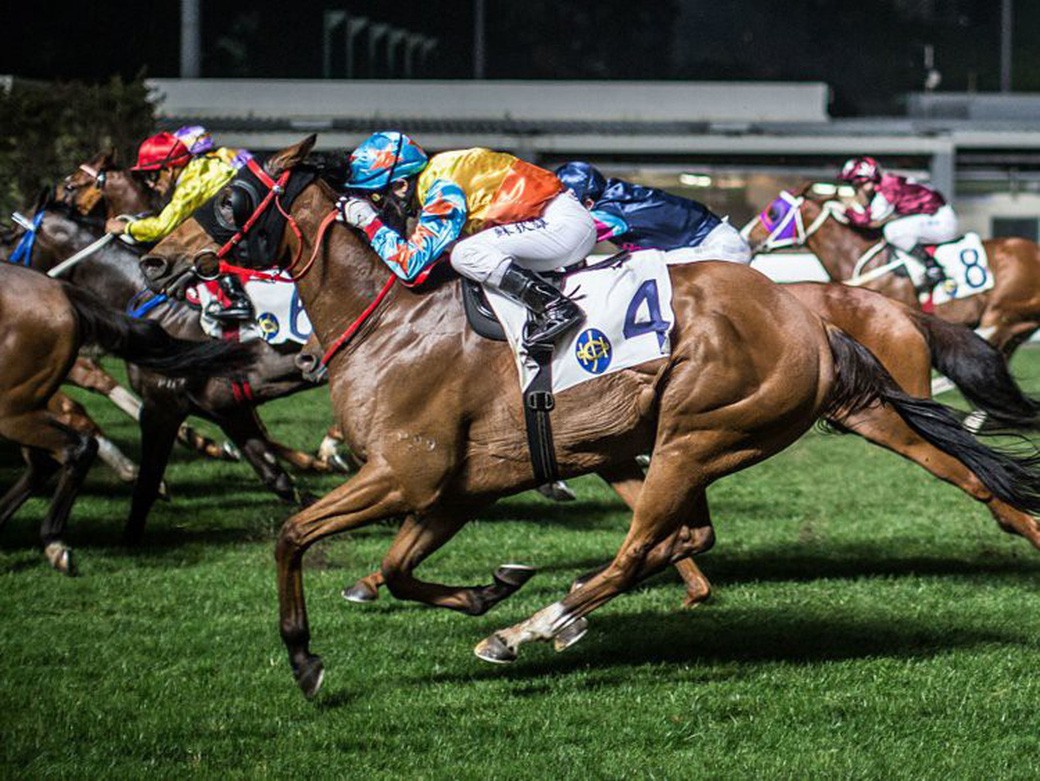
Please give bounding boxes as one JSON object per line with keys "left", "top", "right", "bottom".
{"left": 554, "top": 161, "right": 607, "bottom": 204}
{"left": 347, "top": 131, "right": 428, "bottom": 191}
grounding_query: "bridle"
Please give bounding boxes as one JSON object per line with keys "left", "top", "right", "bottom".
{"left": 742, "top": 191, "right": 848, "bottom": 253}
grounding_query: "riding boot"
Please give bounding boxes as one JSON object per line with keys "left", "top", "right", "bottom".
{"left": 910, "top": 244, "right": 946, "bottom": 292}
{"left": 497, "top": 263, "right": 585, "bottom": 349}
{"left": 206, "top": 274, "right": 254, "bottom": 322}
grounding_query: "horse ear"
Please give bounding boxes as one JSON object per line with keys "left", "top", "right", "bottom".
{"left": 265, "top": 135, "right": 317, "bottom": 177}
{"left": 103, "top": 147, "right": 117, "bottom": 166}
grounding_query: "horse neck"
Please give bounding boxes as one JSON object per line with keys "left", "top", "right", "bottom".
{"left": 36, "top": 213, "right": 147, "bottom": 307}
{"left": 104, "top": 173, "right": 157, "bottom": 218}
{"left": 802, "top": 210, "right": 875, "bottom": 281}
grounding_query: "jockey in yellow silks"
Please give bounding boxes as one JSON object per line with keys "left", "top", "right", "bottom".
{"left": 338, "top": 131, "right": 596, "bottom": 349}
{"left": 105, "top": 126, "right": 255, "bottom": 321}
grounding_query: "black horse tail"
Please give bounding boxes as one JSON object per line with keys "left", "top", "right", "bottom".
{"left": 64, "top": 284, "right": 253, "bottom": 379}
{"left": 918, "top": 314, "right": 1040, "bottom": 429}
{"left": 823, "top": 326, "right": 1040, "bottom": 515}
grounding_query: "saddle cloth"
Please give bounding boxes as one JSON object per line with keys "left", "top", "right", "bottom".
{"left": 909, "top": 233, "right": 994, "bottom": 306}
{"left": 187, "top": 273, "right": 313, "bottom": 345}
{"left": 483, "top": 249, "right": 675, "bottom": 394}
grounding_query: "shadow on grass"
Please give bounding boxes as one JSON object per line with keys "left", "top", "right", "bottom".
{"left": 424, "top": 606, "right": 1027, "bottom": 690}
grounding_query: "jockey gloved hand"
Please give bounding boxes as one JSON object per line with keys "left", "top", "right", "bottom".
{"left": 336, "top": 197, "right": 378, "bottom": 229}
{"left": 105, "top": 217, "right": 129, "bottom": 235}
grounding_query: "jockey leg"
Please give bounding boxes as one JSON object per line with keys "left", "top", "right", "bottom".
{"left": 205, "top": 273, "right": 254, "bottom": 322}
{"left": 450, "top": 191, "right": 596, "bottom": 349}
{"left": 884, "top": 215, "right": 946, "bottom": 292}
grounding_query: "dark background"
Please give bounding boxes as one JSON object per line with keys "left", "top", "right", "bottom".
{"left": 2, "top": 0, "right": 1038, "bottom": 116}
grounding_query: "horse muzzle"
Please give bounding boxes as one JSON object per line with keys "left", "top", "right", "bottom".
{"left": 140, "top": 254, "right": 192, "bottom": 296}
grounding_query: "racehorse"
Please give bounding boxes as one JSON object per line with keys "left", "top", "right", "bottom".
{"left": 2, "top": 194, "right": 333, "bottom": 543}
{"left": 743, "top": 185, "right": 1040, "bottom": 357}
{"left": 142, "top": 137, "right": 1040, "bottom": 697}
{"left": 57, "top": 150, "right": 348, "bottom": 473}
{"left": 342, "top": 281, "right": 1040, "bottom": 607}
{"left": 0, "top": 263, "right": 249, "bottom": 573}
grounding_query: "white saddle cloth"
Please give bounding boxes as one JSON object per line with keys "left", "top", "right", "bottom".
{"left": 189, "top": 273, "right": 313, "bottom": 345}
{"left": 484, "top": 250, "right": 675, "bottom": 394}
{"left": 908, "top": 233, "right": 994, "bottom": 306}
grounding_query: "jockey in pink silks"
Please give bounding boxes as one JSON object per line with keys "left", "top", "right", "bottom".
{"left": 838, "top": 156, "right": 959, "bottom": 292}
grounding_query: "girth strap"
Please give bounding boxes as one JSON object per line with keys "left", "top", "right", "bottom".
{"left": 523, "top": 343, "right": 559, "bottom": 485}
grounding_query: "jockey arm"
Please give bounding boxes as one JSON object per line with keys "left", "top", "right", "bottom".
{"left": 361, "top": 179, "right": 468, "bottom": 283}
{"left": 845, "top": 192, "right": 895, "bottom": 229}
{"left": 126, "top": 157, "right": 233, "bottom": 243}
{"left": 589, "top": 208, "right": 629, "bottom": 244}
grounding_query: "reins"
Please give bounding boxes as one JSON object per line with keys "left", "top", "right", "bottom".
{"left": 202, "top": 162, "right": 398, "bottom": 372}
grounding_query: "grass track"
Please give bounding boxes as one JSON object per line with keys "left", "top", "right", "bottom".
{"left": 3, "top": 351, "right": 1040, "bottom": 779}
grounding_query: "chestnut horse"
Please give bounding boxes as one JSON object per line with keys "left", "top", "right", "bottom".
{"left": 343, "top": 281, "right": 1040, "bottom": 608}
{"left": 743, "top": 186, "right": 1040, "bottom": 356}
{"left": 143, "top": 137, "right": 1040, "bottom": 697}
{"left": 0, "top": 263, "right": 248, "bottom": 573}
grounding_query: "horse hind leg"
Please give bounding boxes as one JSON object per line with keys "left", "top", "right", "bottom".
{"left": 476, "top": 453, "right": 716, "bottom": 664}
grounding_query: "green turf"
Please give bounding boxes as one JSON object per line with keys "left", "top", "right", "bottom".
{"left": 3, "top": 350, "right": 1040, "bottom": 780}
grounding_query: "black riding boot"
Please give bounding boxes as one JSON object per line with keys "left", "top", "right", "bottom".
{"left": 910, "top": 244, "right": 946, "bottom": 292}
{"left": 497, "top": 264, "right": 585, "bottom": 349}
{"left": 206, "top": 274, "right": 254, "bottom": 322}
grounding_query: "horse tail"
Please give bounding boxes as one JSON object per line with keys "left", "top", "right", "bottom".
{"left": 822, "top": 326, "right": 1040, "bottom": 515}
{"left": 919, "top": 313, "right": 1040, "bottom": 429}
{"left": 63, "top": 284, "right": 253, "bottom": 379}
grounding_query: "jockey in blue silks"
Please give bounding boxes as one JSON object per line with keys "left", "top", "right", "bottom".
{"left": 554, "top": 162, "right": 751, "bottom": 264}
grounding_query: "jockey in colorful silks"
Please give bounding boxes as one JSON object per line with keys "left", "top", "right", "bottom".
{"left": 337, "top": 131, "right": 596, "bottom": 349}
{"left": 838, "top": 156, "right": 958, "bottom": 292}
{"left": 554, "top": 161, "right": 752, "bottom": 264}
{"left": 105, "top": 126, "right": 255, "bottom": 321}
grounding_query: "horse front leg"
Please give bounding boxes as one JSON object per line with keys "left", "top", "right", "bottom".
{"left": 216, "top": 405, "right": 303, "bottom": 504}
{"left": 276, "top": 460, "right": 411, "bottom": 698}
{"left": 125, "top": 398, "right": 185, "bottom": 544}
{"left": 379, "top": 509, "right": 535, "bottom": 616}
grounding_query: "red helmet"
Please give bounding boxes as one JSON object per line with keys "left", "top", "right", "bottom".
{"left": 131, "top": 132, "right": 192, "bottom": 172}
{"left": 838, "top": 156, "right": 882, "bottom": 184}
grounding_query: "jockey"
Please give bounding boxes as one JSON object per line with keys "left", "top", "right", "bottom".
{"left": 554, "top": 161, "right": 751, "bottom": 264}
{"left": 838, "top": 156, "right": 958, "bottom": 291}
{"left": 105, "top": 126, "right": 255, "bottom": 322}
{"left": 338, "top": 131, "right": 596, "bottom": 349}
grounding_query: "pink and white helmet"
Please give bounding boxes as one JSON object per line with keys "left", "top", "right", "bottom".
{"left": 839, "top": 156, "right": 882, "bottom": 184}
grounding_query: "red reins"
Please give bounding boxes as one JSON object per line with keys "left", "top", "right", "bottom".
{"left": 209, "top": 160, "right": 398, "bottom": 372}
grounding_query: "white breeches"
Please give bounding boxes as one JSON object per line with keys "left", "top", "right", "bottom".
{"left": 450, "top": 192, "right": 597, "bottom": 286}
{"left": 663, "top": 219, "right": 752, "bottom": 265}
{"left": 883, "top": 205, "right": 958, "bottom": 250}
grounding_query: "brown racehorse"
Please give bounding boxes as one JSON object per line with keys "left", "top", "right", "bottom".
{"left": 0, "top": 263, "right": 249, "bottom": 573}
{"left": 743, "top": 185, "right": 1040, "bottom": 356}
{"left": 142, "top": 137, "right": 1040, "bottom": 697}
{"left": 342, "top": 281, "right": 1040, "bottom": 608}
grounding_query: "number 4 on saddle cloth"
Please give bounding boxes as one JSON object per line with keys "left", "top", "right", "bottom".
{"left": 185, "top": 273, "right": 313, "bottom": 345}
{"left": 478, "top": 250, "right": 675, "bottom": 393}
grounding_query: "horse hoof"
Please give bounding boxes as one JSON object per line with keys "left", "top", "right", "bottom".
{"left": 329, "top": 454, "right": 352, "bottom": 474}
{"left": 493, "top": 563, "right": 537, "bottom": 590}
{"left": 536, "top": 480, "right": 577, "bottom": 502}
{"left": 342, "top": 579, "right": 379, "bottom": 604}
{"left": 221, "top": 442, "right": 242, "bottom": 462}
{"left": 553, "top": 617, "right": 589, "bottom": 652}
{"left": 294, "top": 655, "right": 325, "bottom": 699}
{"left": 157, "top": 480, "right": 172, "bottom": 502}
{"left": 474, "top": 634, "right": 517, "bottom": 664}
{"left": 681, "top": 591, "right": 712, "bottom": 610}
{"left": 635, "top": 454, "right": 651, "bottom": 468}
{"left": 44, "top": 542, "right": 75, "bottom": 576}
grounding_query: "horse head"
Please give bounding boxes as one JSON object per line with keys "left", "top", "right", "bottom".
{"left": 60, "top": 149, "right": 160, "bottom": 220}
{"left": 141, "top": 135, "right": 318, "bottom": 295}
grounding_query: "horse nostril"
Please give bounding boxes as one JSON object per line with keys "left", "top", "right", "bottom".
{"left": 294, "top": 353, "right": 317, "bottom": 373}
{"left": 140, "top": 255, "right": 170, "bottom": 280}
